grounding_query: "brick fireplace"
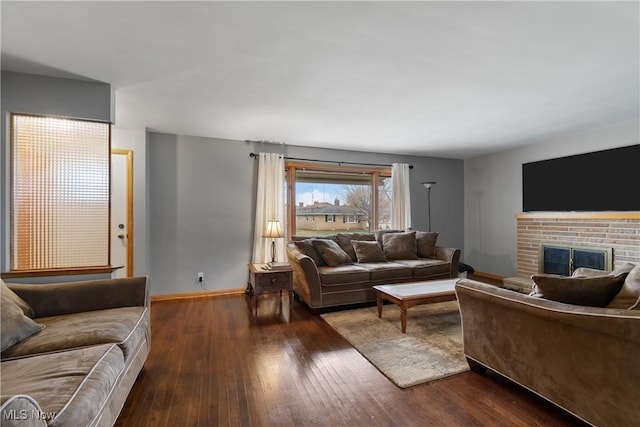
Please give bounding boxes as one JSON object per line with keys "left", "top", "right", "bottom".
{"left": 504, "top": 212, "right": 640, "bottom": 293}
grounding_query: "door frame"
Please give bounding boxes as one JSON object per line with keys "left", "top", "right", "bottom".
{"left": 111, "top": 148, "right": 134, "bottom": 277}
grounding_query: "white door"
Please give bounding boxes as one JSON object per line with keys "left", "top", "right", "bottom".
{"left": 111, "top": 149, "right": 133, "bottom": 278}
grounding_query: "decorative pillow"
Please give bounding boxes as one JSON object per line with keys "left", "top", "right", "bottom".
{"left": 607, "top": 264, "right": 640, "bottom": 310}
{"left": 382, "top": 231, "right": 418, "bottom": 260}
{"left": 311, "top": 239, "right": 353, "bottom": 267}
{"left": 571, "top": 267, "right": 609, "bottom": 278}
{"left": 416, "top": 232, "right": 438, "bottom": 259}
{"left": 336, "top": 233, "right": 376, "bottom": 262}
{"left": 1, "top": 280, "right": 34, "bottom": 318}
{"left": 1, "top": 286, "right": 45, "bottom": 352}
{"left": 373, "top": 229, "right": 404, "bottom": 246}
{"left": 531, "top": 273, "right": 625, "bottom": 307}
{"left": 294, "top": 239, "right": 326, "bottom": 267}
{"left": 351, "top": 240, "right": 386, "bottom": 263}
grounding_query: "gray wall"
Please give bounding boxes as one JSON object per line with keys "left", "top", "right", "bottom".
{"left": 148, "top": 132, "right": 464, "bottom": 295}
{"left": 464, "top": 120, "right": 640, "bottom": 277}
{"left": 1, "top": 71, "right": 112, "bottom": 275}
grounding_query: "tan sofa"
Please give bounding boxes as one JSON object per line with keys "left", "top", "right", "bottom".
{"left": 1, "top": 277, "right": 150, "bottom": 427}
{"left": 455, "top": 265, "right": 640, "bottom": 427}
{"left": 287, "top": 230, "right": 460, "bottom": 310}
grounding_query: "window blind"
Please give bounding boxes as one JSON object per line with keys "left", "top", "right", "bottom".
{"left": 11, "top": 114, "right": 110, "bottom": 271}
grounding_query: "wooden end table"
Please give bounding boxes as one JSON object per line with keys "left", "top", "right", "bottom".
{"left": 374, "top": 279, "right": 458, "bottom": 333}
{"left": 248, "top": 263, "right": 293, "bottom": 315}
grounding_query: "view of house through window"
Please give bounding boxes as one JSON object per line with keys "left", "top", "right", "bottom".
{"left": 288, "top": 166, "right": 391, "bottom": 236}
{"left": 10, "top": 113, "right": 110, "bottom": 272}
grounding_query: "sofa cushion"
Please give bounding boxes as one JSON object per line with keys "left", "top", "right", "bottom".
{"left": 1, "top": 306, "right": 148, "bottom": 361}
{"left": 318, "top": 265, "right": 370, "bottom": 286}
{"left": 1, "top": 343, "right": 125, "bottom": 427}
{"left": 294, "top": 239, "right": 326, "bottom": 267}
{"left": 312, "top": 239, "right": 353, "bottom": 267}
{"left": 1, "top": 285, "right": 45, "bottom": 352}
{"left": 357, "top": 262, "right": 413, "bottom": 282}
{"left": 608, "top": 264, "right": 640, "bottom": 310}
{"left": 2, "top": 280, "right": 35, "bottom": 318}
{"left": 395, "top": 259, "right": 450, "bottom": 278}
{"left": 336, "top": 233, "right": 376, "bottom": 261}
{"left": 382, "top": 231, "right": 418, "bottom": 260}
{"left": 351, "top": 240, "right": 386, "bottom": 263}
{"left": 416, "top": 232, "right": 438, "bottom": 259}
{"left": 531, "top": 273, "right": 625, "bottom": 307}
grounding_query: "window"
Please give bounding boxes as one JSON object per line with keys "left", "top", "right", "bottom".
{"left": 343, "top": 215, "right": 358, "bottom": 224}
{"left": 286, "top": 162, "right": 391, "bottom": 236}
{"left": 9, "top": 113, "right": 110, "bottom": 274}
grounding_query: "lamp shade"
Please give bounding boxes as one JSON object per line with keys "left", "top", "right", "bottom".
{"left": 421, "top": 181, "right": 436, "bottom": 189}
{"left": 263, "top": 219, "right": 284, "bottom": 239}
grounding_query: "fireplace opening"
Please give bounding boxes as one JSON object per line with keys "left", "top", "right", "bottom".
{"left": 540, "top": 243, "right": 613, "bottom": 276}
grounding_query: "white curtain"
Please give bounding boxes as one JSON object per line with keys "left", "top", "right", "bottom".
{"left": 252, "top": 153, "right": 286, "bottom": 263}
{"left": 391, "top": 163, "right": 411, "bottom": 230}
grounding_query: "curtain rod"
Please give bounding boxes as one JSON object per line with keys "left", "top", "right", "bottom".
{"left": 248, "top": 152, "right": 413, "bottom": 169}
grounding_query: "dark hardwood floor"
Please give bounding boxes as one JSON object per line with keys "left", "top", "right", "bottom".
{"left": 116, "top": 288, "right": 588, "bottom": 427}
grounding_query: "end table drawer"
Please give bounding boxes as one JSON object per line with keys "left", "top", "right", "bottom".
{"left": 257, "top": 272, "right": 290, "bottom": 290}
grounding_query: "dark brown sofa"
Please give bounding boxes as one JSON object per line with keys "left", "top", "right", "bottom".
{"left": 1, "top": 277, "right": 150, "bottom": 427}
{"left": 287, "top": 230, "right": 460, "bottom": 309}
{"left": 455, "top": 264, "right": 640, "bottom": 427}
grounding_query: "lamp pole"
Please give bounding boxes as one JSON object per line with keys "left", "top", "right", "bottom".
{"left": 421, "top": 182, "right": 436, "bottom": 232}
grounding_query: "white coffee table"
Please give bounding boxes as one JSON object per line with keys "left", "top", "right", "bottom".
{"left": 373, "top": 279, "right": 459, "bottom": 333}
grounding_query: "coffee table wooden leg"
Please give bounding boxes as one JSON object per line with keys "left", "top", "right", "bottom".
{"left": 400, "top": 306, "right": 408, "bottom": 333}
{"left": 377, "top": 294, "right": 383, "bottom": 318}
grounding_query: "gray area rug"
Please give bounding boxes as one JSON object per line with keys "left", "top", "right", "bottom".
{"left": 320, "top": 300, "right": 468, "bottom": 388}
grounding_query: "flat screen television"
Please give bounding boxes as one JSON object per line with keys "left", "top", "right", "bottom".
{"left": 522, "top": 144, "right": 640, "bottom": 212}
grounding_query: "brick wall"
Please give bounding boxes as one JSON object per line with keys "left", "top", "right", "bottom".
{"left": 517, "top": 213, "right": 640, "bottom": 277}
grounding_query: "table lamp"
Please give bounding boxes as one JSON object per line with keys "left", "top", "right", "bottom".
{"left": 263, "top": 219, "right": 284, "bottom": 264}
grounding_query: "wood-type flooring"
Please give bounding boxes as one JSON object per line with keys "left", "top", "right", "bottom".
{"left": 116, "top": 284, "right": 588, "bottom": 427}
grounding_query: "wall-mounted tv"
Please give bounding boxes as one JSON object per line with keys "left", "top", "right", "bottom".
{"left": 522, "top": 144, "right": 640, "bottom": 212}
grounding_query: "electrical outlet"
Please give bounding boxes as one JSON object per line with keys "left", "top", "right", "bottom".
{"left": 197, "top": 272, "right": 204, "bottom": 283}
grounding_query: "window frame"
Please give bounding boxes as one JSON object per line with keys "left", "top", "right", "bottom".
{"left": 285, "top": 161, "right": 391, "bottom": 238}
{"left": 3, "top": 113, "right": 115, "bottom": 279}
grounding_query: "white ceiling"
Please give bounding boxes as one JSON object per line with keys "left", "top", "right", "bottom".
{"left": 1, "top": 1, "right": 638, "bottom": 159}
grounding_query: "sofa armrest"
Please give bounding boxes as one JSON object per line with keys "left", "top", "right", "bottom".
{"left": 435, "top": 246, "right": 460, "bottom": 278}
{"left": 7, "top": 276, "right": 149, "bottom": 318}
{"left": 0, "top": 395, "right": 46, "bottom": 427}
{"left": 286, "top": 244, "right": 323, "bottom": 308}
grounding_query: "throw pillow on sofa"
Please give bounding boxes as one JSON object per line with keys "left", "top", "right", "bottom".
{"left": 294, "top": 239, "right": 326, "bottom": 267}
{"left": 1, "top": 280, "right": 35, "bottom": 318}
{"left": 312, "top": 239, "right": 353, "bottom": 267}
{"left": 373, "top": 229, "right": 403, "bottom": 246}
{"left": 1, "top": 284, "right": 45, "bottom": 352}
{"left": 530, "top": 273, "right": 626, "bottom": 307}
{"left": 351, "top": 240, "right": 386, "bottom": 263}
{"left": 608, "top": 263, "right": 640, "bottom": 310}
{"left": 416, "top": 231, "right": 438, "bottom": 258}
{"left": 382, "top": 231, "right": 418, "bottom": 260}
{"left": 336, "top": 233, "right": 376, "bottom": 262}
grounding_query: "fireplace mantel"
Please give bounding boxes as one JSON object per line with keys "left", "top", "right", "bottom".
{"left": 517, "top": 212, "right": 640, "bottom": 220}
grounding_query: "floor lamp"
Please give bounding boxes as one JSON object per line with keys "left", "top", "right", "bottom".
{"left": 421, "top": 182, "right": 436, "bottom": 232}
